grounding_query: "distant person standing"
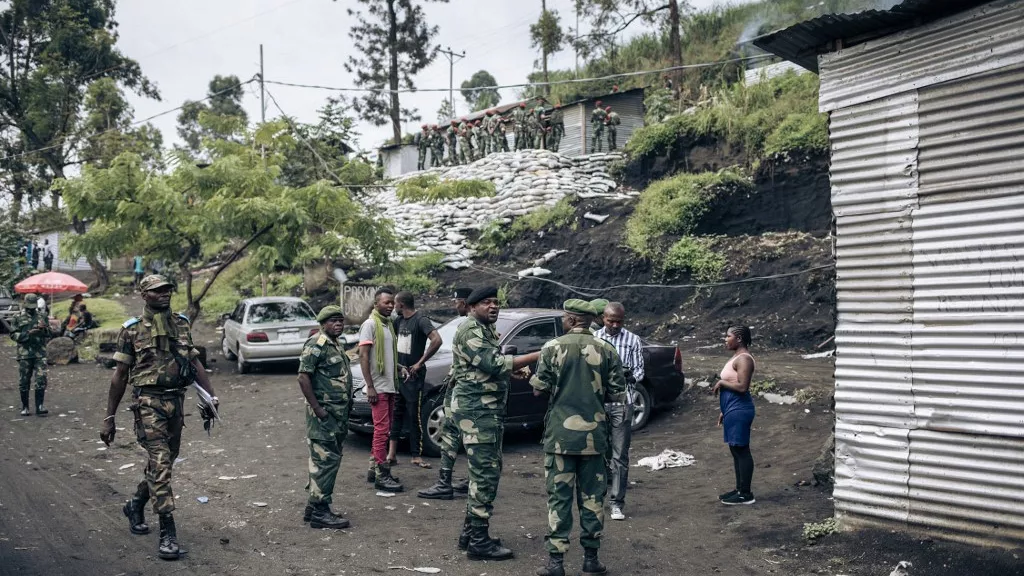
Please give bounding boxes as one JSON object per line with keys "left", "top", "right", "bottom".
{"left": 134, "top": 255, "right": 145, "bottom": 287}
{"left": 712, "top": 326, "right": 757, "bottom": 505}
{"left": 531, "top": 299, "right": 626, "bottom": 576}
{"left": 605, "top": 106, "right": 620, "bottom": 151}
{"left": 589, "top": 101, "right": 607, "bottom": 153}
{"left": 358, "top": 288, "right": 403, "bottom": 492}
{"left": 595, "top": 302, "right": 645, "bottom": 521}
{"left": 30, "top": 242, "right": 40, "bottom": 270}
{"left": 43, "top": 247, "right": 54, "bottom": 271}
{"left": 389, "top": 291, "right": 442, "bottom": 469}
{"left": 10, "top": 294, "right": 53, "bottom": 416}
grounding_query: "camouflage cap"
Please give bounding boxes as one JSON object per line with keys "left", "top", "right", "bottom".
{"left": 588, "top": 298, "right": 610, "bottom": 316}
{"left": 138, "top": 274, "right": 173, "bottom": 292}
{"left": 563, "top": 299, "right": 592, "bottom": 316}
{"left": 22, "top": 293, "right": 38, "bottom": 309}
{"left": 316, "top": 305, "right": 345, "bottom": 323}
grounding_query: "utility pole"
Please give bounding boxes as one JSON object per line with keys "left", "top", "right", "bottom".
{"left": 574, "top": 4, "right": 580, "bottom": 77}
{"left": 438, "top": 46, "right": 465, "bottom": 120}
{"left": 259, "top": 44, "right": 267, "bottom": 166}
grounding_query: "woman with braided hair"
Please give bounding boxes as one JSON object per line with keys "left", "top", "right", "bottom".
{"left": 712, "top": 325, "right": 757, "bottom": 505}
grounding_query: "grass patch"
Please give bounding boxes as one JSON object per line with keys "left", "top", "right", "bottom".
{"left": 661, "top": 237, "right": 726, "bottom": 284}
{"left": 170, "top": 257, "right": 307, "bottom": 319}
{"left": 803, "top": 517, "right": 838, "bottom": 541}
{"left": 78, "top": 298, "right": 127, "bottom": 327}
{"left": 371, "top": 252, "right": 444, "bottom": 295}
{"left": 794, "top": 387, "right": 825, "bottom": 404}
{"left": 749, "top": 378, "right": 778, "bottom": 395}
{"left": 396, "top": 175, "right": 496, "bottom": 203}
{"left": 476, "top": 196, "right": 577, "bottom": 256}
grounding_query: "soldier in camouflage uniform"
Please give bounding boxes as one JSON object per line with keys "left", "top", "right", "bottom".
{"left": 496, "top": 112, "right": 510, "bottom": 152}
{"left": 513, "top": 102, "right": 528, "bottom": 150}
{"left": 431, "top": 125, "right": 444, "bottom": 167}
{"left": 100, "top": 274, "right": 219, "bottom": 561}
{"left": 605, "top": 106, "right": 621, "bottom": 151}
{"left": 471, "top": 120, "right": 485, "bottom": 160}
{"left": 10, "top": 293, "right": 53, "bottom": 416}
{"left": 450, "top": 286, "right": 540, "bottom": 561}
{"left": 481, "top": 111, "right": 495, "bottom": 157}
{"left": 458, "top": 117, "right": 473, "bottom": 164}
{"left": 298, "top": 306, "right": 352, "bottom": 529}
{"left": 549, "top": 106, "right": 565, "bottom": 153}
{"left": 530, "top": 299, "right": 626, "bottom": 576}
{"left": 415, "top": 124, "right": 429, "bottom": 171}
{"left": 446, "top": 120, "right": 460, "bottom": 165}
{"left": 590, "top": 101, "right": 607, "bottom": 153}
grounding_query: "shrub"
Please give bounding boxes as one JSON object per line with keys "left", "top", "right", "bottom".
{"left": 512, "top": 196, "right": 575, "bottom": 234}
{"left": 749, "top": 378, "right": 779, "bottom": 395}
{"left": 661, "top": 237, "right": 726, "bottom": 283}
{"left": 803, "top": 517, "right": 838, "bottom": 541}
{"left": 371, "top": 252, "right": 445, "bottom": 295}
{"left": 396, "top": 174, "right": 496, "bottom": 203}
{"left": 763, "top": 112, "right": 830, "bottom": 158}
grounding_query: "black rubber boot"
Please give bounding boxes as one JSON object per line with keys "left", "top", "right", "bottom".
{"left": 458, "top": 516, "right": 502, "bottom": 551}
{"left": 536, "top": 552, "right": 565, "bottom": 576}
{"left": 581, "top": 547, "right": 607, "bottom": 574}
{"left": 418, "top": 468, "right": 454, "bottom": 500}
{"left": 34, "top": 389, "right": 47, "bottom": 416}
{"left": 157, "top": 514, "right": 183, "bottom": 560}
{"left": 466, "top": 523, "right": 513, "bottom": 561}
{"left": 374, "top": 465, "right": 404, "bottom": 493}
{"left": 122, "top": 498, "right": 150, "bottom": 535}
{"left": 452, "top": 477, "right": 469, "bottom": 494}
{"left": 309, "top": 503, "right": 350, "bottom": 529}
{"left": 19, "top": 390, "right": 30, "bottom": 416}
{"left": 302, "top": 503, "right": 313, "bottom": 523}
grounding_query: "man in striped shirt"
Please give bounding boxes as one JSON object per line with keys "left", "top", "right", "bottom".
{"left": 594, "top": 301, "right": 645, "bottom": 521}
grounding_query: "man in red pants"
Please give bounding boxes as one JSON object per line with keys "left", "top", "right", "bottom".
{"left": 358, "top": 288, "right": 403, "bottom": 492}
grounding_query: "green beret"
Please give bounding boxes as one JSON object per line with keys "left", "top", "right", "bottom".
{"left": 588, "top": 298, "right": 609, "bottom": 316}
{"left": 563, "top": 299, "right": 593, "bottom": 316}
{"left": 316, "top": 305, "right": 345, "bottom": 323}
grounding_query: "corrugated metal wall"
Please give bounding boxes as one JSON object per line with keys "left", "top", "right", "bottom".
{"left": 823, "top": 1, "right": 1024, "bottom": 545}
{"left": 559, "top": 104, "right": 586, "bottom": 158}
{"left": 562, "top": 90, "right": 645, "bottom": 156}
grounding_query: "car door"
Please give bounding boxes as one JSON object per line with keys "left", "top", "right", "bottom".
{"left": 226, "top": 303, "right": 245, "bottom": 351}
{"left": 503, "top": 318, "right": 559, "bottom": 423}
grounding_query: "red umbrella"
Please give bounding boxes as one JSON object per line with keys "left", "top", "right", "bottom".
{"left": 15, "top": 272, "right": 89, "bottom": 295}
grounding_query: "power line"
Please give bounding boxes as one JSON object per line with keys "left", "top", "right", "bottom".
{"left": 263, "top": 54, "right": 774, "bottom": 95}
{"left": 262, "top": 86, "right": 349, "bottom": 186}
{"left": 0, "top": 76, "right": 258, "bottom": 164}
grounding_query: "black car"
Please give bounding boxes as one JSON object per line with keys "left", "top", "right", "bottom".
{"left": 0, "top": 287, "right": 19, "bottom": 334}
{"left": 348, "top": 308, "right": 685, "bottom": 457}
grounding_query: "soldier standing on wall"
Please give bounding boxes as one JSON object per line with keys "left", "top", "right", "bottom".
{"left": 513, "top": 102, "right": 528, "bottom": 150}
{"left": 549, "top": 105, "right": 565, "bottom": 153}
{"left": 100, "top": 274, "right": 220, "bottom": 561}
{"left": 458, "top": 117, "right": 473, "bottom": 164}
{"left": 415, "top": 124, "right": 429, "bottom": 171}
{"left": 605, "top": 106, "right": 621, "bottom": 151}
{"left": 431, "top": 125, "right": 444, "bottom": 167}
{"left": 450, "top": 287, "right": 540, "bottom": 561}
{"left": 590, "top": 100, "right": 607, "bottom": 153}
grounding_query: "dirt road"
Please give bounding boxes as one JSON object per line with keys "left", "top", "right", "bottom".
{"left": 1, "top": 321, "right": 1020, "bottom": 576}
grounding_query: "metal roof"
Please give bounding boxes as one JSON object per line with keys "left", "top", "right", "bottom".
{"left": 753, "top": 0, "right": 996, "bottom": 72}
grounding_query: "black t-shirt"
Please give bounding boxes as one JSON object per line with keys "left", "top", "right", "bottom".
{"left": 397, "top": 311, "right": 435, "bottom": 369}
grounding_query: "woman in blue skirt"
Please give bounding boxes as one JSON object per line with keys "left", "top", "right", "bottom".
{"left": 712, "top": 326, "right": 756, "bottom": 505}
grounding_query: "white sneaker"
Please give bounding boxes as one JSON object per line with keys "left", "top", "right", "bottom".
{"left": 610, "top": 505, "right": 625, "bottom": 521}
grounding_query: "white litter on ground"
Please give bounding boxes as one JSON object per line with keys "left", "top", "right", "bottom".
{"left": 633, "top": 449, "right": 696, "bottom": 471}
{"left": 387, "top": 567, "right": 441, "bottom": 574}
{"left": 801, "top": 349, "right": 835, "bottom": 359}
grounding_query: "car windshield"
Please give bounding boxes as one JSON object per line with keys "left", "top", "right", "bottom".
{"left": 435, "top": 315, "right": 521, "bottom": 353}
{"left": 246, "top": 301, "right": 314, "bottom": 324}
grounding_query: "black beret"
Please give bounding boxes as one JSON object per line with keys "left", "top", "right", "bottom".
{"left": 452, "top": 287, "right": 473, "bottom": 300}
{"left": 466, "top": 286, "right": 498, "bottom": 306}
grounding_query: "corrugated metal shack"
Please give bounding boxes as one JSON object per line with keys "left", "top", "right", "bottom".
{"left": 557, "top": 88, "right": 644, "bottom": 157}
{"left": 379, "top": 143, "right": 419, "bottom": 179}
{"left": 756, "top": 0, "right": 1024, "bottom": 547}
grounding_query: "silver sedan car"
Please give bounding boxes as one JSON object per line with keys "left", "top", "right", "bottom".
{"left": 220, "top": 297, "right": 320, "bottom": 373}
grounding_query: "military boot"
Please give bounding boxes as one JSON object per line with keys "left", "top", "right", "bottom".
{"left": 374, "top": 464, "right": 404, "bottom": 493}
{"left": 417, "top": 468, "right": 454, "bottom": 500}
{"left": 581, "top": 547, "right": 607, "bottom": 574}
{"left": 309, "top": 503, "right": 350, "bottom": 529}
{"left": 452, "top": 477, "right": 469, "bottom": 494}
{"left": 302, "top": 503, "right": 313, "bottom": 523}
{"left": 157, "top": 513, "right": 183, "bottom": 560}
{"left": 458, "top": 516, "right": 502, "bottom": 551}
{"left": 34, "top": 389, "right": 47, "bottom": 416}
{"left": 536, "top": 552, "right": 565, "bottom": 576}
{"left": 122, "top": 498, "right": 150, "bottom": 535}
{"left": 19, "top": 390, "right": 30, "bottom": 416}
{"left": 466, "top": 522, "right": 513, "bottom": 561}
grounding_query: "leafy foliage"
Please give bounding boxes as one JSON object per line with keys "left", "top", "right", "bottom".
{"left": 396, "top": 175, "right": 496, "bottom": 203}
{"left": 0, "top": 219, "right": 25, "bottom": 289}
{"left": 461, "top": 70, "right": 501, "bottom": 112}
{"left": 436, "top": 99, "right": 455, "bottom": 124}
{"left": 803, "top": 517, "right": 839, "bottom": 541}
{"left": 343, "top": 0, "right": 449, "bottom": 143}
{"left": 279, "top": 96, "right": 361, "bottom": 188}
{"left": 661, "top": 237, "right": 726, "bottom": 284}
{"left": 81, "top": 78, "right": 163, "bottom": 170}
{"left": 530, "top": 6, "right": 564, "bottom": 93}
{"left": 625, "top": 170, "right": 751, "bottom": 257}
{"left": 476, "top": 196, "right": 576, "bottom": 255}
{"left": 176, "top": 75, "right": 248, "bottom": 156}
{"left": 370, "top": 252, "right": 445, "bottom": 295}
{"left": 749, "top": 378, "right": 779, "bottom": 395}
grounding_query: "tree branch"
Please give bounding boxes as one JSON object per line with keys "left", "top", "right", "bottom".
{"left": 574, "top": 3, "right": 669, "bottom": 42}
{"left": 192, "top": 223, "right": 274, "bottom": 304}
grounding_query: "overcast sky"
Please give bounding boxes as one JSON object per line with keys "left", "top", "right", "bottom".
{"left": 115, "top": 0, "right": 735, "bottom": 153}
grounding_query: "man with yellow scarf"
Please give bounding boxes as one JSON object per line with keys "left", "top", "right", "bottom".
{"left": 358, "top": 287, "right": 403, "bottom": 492}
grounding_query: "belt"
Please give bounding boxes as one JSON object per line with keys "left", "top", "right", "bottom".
{"left": 134, "top": 387, "right": 186, "bottom": 399}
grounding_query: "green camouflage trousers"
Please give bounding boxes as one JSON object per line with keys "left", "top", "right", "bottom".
{"left": 131, "top": 390, "right": 185, "bottom": 515}
{"left": 590, "top": 125, "right": 604, "bottom": 152}
{"left": 544, "top": 453, "right": 607, "bottom": 553}
{"left": 438, "top": 384, "right": 464, "bottom": 471}
{"left": 18, "top": 358, "right": 47, "bottom": 393}
{"left": 459, "top": 413, "right": 503, "bottom": 526}
{"left": 306, "top": 403, "right": 350, "bottom": 505}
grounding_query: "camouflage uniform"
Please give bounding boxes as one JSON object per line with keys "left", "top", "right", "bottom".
{"left": 590, "top": 105, "right": 607, "bottom": 152}
{"left": 450, "top": 316, "right": 514, "bottom": 527}
{"left": 512, "top": 106, "right": 527, "bottom": 150}
{"left": 10, "top": 299, "right": 52, "bottom": 406}
{"left": 458, "top": 121, "right": 473, "bottom": 164}
{"left": 530, "top": 320, "right": 626, "bottom": 554}
{"left": 606, "top": 110, "right": 621, "bottom": 151}
{"left": 549, "top": 108, "right": 565, "bottom": 152}
{"left": 496, "top": 115, "right": 510, "bottom": 152}
{"left": 527, "top": 110, "right": 543, "bottom": 149}
{"left": 446, "top": 124, "right": 459, "bottom": 165}
{"left": 415, "top": 127, "right": 429, "bottom": 171}
{"left": 431, "top": 128, "right": 444, "bottom": 167}
{"left": 300, "top": 332, "right": 353, "bottom": 505}
{"left": 114, "top": 309, "right": 200, "bottom": 515}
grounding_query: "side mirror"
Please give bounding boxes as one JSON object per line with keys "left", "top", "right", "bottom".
{"left": 221, "top": 313, "right": 231, "bottom": 320}
{"left": 501, "top": 345, "right": 518, "bottom": 355}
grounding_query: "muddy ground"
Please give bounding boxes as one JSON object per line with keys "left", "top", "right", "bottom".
{"left": 2, "top": 313, "right": 1021, "bottom": 576}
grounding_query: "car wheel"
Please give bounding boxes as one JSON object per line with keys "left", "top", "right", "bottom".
{"left": 237, "top": 348, "right": 250, "bottom": 374}
{"left": 630, "top": 385, "right": 652, "bottom": 431}
{"left": 419, "top": 392, "right": 446, "bottom": 458}
{"left": 221, "top": 337, "right": 236, "bottom": 361}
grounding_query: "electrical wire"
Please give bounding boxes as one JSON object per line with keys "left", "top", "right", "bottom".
{"left": 263, "top": 86, "right": 352, "bottom": 186}
{"left": 264, "top": 53, "right": 774, "bottom": 95}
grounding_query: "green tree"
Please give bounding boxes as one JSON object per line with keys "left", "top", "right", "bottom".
{"left": 0, "top": 218, "right": 25, "bottom": 289}
{"left": 460, "top": 70, "right": 500, "bottom": 112}
{"left": 0, "top": 0, "right": 159, "bottom": 292}
{"left": 573, "top": 0, "right": 684, "bottom": 70}
{"left": 530, "top": 1, "right": 564, "bottom": 95}
{"left": 176, "top": 75, "right": 249, "bottom": 156}
{"left": 57, "top": 117, "right": 400, "bottom": 323}
{"left": 279, "top": 96, "right": 362, "bottom": 189}
{"left": 341, "top": 0, "right": 449, "bottom": 143}
{"left": 436, "top": 99, "right": 454, "bottom": 124}
{"left": 81, "top": 78, "right": 163, "bottom": 169}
